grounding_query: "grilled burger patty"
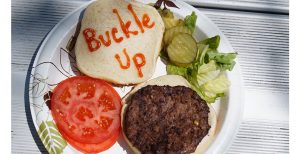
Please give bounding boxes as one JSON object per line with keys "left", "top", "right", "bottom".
{"left": 124, "top": 85, "right": 211, "bottom": 154}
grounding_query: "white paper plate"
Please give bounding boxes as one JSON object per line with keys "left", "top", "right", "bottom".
{"left": 28, "top": 0, "right": 244, "bottom": 153}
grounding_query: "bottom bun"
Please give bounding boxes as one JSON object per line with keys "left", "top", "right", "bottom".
{"left": 121, "top": 75, "right": 217, "bottom": 154}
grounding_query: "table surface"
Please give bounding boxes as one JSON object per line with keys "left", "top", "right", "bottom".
{"left": 12, "top": 0, "right": 289, "bottom": 153}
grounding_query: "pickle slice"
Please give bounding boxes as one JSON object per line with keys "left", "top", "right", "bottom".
{"left": 159, "top": 9, "right": 174, "bottom": 18}
{"left": 167, "top": 33, "right": 197, "bottom": 64}
{"left": 162, "top": 17, "right": 179, "bottom": 29}
{"left": 177, "top": 19, "right": 185, "bottom": 26}
{"left": 164, "top": 26, "right": 192, "bottom": 45}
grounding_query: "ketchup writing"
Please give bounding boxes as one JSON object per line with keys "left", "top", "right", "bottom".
{"left": 114, "top": 48, "right": 146, "bottom": 78}
{"left": 115, "top": 48, "right": 130, "bottom": 69}
{"left": 82, "top": 4, "right": 154, "bottom": 78}
{"left": 132, "top": 53, "right": 146, "bottom": 77}
{"left": 113, "top": 8, "right": 138, "bottom": 38}
{"left": 83, "top": 28, "right": 101, "bottom": 52}
{"left": 111, "top": 28, "right": 123, "bottom": 43}
{"left": 128, "top": 4, "right": 144, "bottom": 33}
{"left": 82, "top": 4, "right": 155, "bottom": 52}
{"left": 99, "top": 31, "right": 111, "bottom": 47}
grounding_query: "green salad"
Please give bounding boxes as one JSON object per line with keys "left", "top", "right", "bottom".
{"left": 158, "top": 9, "right": 237, "bottom": 103}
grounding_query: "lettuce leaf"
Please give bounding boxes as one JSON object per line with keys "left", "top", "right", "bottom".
{"left": 218, "top": 61, "right": 236, "bottom": 71}
{"left": 199, "top": 35, "right": 220, "bottom": 50}
{"left": 162, "top": 10, "right": 236, "bottom": 103}
{"left": 206, "top": 52, "right": 237, "bottom": 71}
{"left": 206, "top": 52, "right": 237, "bottom": 64}
{"left": 201, "top": 74, "right": 230, "bottom": 94}
{"left": 197, "top": 60, "right": 217, "bottom": 74}
{"left": 196, "top": 44, "right": 209, "bottom": 65}
{"left": 166, "top": 65, "right": 188, "bottom": 77}
{"left": 184, "top": 11, "right": 197, "bottom": 32}
{"left": 197, "top": 70, "right": 220, "bottom": 86}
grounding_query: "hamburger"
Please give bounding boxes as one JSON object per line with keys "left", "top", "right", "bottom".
{"left": 121, "top": 75, "right": 217, "bottom": 153}
{"left": 75, "top": 0, "right": 164, "bottom": 85}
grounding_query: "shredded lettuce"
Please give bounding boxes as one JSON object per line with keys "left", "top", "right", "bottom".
{"left": 197, "top": 60, "right": 217, "bottom": 74}
{"left": 184, "top": 11, "right": 197, "bottom": 32}
{"left": 201, "top": 74, "right": 230, "bottom": 94}
{"left": 165, "top": 38, "right": 235, "bottom": 103}
{"left": 196, "top": 44, "right": 209, "bottom": 65}
{"left": 206, "top": 52, "right": 237, "bottom": 64}
{"left": 199, "top": 35, "right": 220, "bottom": 50}
{"left": 197, "top": 70, "right": 220, "bottom": 86}
{"left": 218, "top": 61, "right": 236, "bottom": 71}
{"left": 199, "top": 90, "right": 225, "bottom": 103}
{"left": 161, "top": 10, "right": 236, "bottom": 103}
{"left": 206, "top": 52, "right": 237, "bottom": 71}
{"left": 166, "top": 65, "right": 187, "bottom": 77}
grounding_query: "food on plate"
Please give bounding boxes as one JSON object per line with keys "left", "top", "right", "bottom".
{"left": 163, "top": 26, "right": 192, "bottom": 45}
{"left": 121, "top": 75, "right": 217, "bottom": 153}
{"left": 75, "top": 0, "right": 165, "bottom": 85}
{"left": 167, "top": 33, "right": 197, "bottom": 65}
{"left": 30, "top": 0, "right": 242, "bottom": 153}
{"left": 158, "top": 8, "right": 237, "bottom": 103}
{"left": 59, "top": 128, "right": 119, "bottom": 153}
{"left": 50, "top": 76, "right": 122, "bottom": 153}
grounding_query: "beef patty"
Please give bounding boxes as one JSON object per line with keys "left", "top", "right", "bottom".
{"left": 124, "top": 85, "right": 210, "bottom": 154}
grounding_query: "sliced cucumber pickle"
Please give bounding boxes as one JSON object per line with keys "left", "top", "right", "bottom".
{"left": 164, "top": 26, "right": 192, "bottom": 45}
{"left": 159, "top": 9, "right": 174, "bottom": 18}
{"left": 167, "top": 33, "right": 197, "bottom": 64}
{"left": 163, "top": 17, "right": 179, "bottom": 29}
{"left": 177, "top": 19, "right": 185, "bottom": 26}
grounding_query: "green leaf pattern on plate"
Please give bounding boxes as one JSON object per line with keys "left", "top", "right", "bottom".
{"left": 37, "top": 121, "right": 67, "bottom": 154}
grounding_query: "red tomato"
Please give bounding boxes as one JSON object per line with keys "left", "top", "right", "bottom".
{"left": 51, "top": 76, "right": 121, "bottom": 144}
{"left": 60, "top": 128, "right": 120, "bottom": 154}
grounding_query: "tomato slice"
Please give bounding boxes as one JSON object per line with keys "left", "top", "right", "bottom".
{"left": 51, "top": 76, "right": 121, "bottom": 144}
{"left": 60, "top": 128, "right": 120, "bottom": 154}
